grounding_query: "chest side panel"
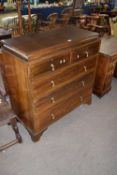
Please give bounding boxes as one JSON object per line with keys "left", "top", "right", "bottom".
{"left": 1, "top": 51, "right": 34, "bottom": 130}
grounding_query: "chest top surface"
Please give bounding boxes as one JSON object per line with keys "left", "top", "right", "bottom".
{"left": 1, "top": 26, "right": 99, "bottom": 61}
{"left": 100, "top": 36, "right": 117, "bottom": 57}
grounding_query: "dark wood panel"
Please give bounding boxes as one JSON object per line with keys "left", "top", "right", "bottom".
{"left": 94, "top": 54, "right": 117, "bottom": 96}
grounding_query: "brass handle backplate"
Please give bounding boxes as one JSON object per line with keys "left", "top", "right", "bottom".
{"left": 51, "top": 113, "right": 55, "bottom": 120}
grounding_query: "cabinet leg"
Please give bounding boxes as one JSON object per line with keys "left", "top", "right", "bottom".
{"left": 30, "top": 130, "right": 46, "bottom": 142}
{"left": 30, "top": 134, "right": 42, "bottom": 142}
{"left": 10, "top": 118, "right": 22, "bottom": 143}
{"left": 86, "top": 96, "right": 92, "bottom": 105}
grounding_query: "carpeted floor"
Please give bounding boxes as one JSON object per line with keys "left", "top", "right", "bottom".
{"left": 0, "top": 78, "right": 117, "bottom": 175}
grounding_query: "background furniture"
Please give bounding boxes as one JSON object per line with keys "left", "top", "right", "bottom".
{"left": 1, "top": 26, "right": 100, "bottom": 142}
{"left": 0, "top": 28, "right": 11, "bottom": 94}
{"left": 94, "top": 36, "right": 117, "bottom": 97}
{"left": 0, "top": 28, "right": 11, "bottom": 40}
{"left": 78, "top": 14, "right": 110, "bottom": 36}
{"left": 109, "top": 16, "right": 117, "bottom": 36}
{"left": 114, "top": 63, "right": 117, "bottom": 77}
{"left": 0, "top": 94, "right": 22, "bottom": 152}
{"left": 21, "top": 6, "right": 67, "bottom": 19}
{"left": 41, "top": 13, "right": 58, "bottom": 31}
{"left": 0, "top": 28, "right": 22, "bottom": 150}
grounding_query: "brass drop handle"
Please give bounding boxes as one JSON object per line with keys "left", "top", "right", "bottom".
{"left": 51, "top": 113, "right": 55, "bottom": 120}
{"left": 80, "top": 96, "right": 83, "bottom": 102}
{"left": 50, "top": 80, "right": 55, "bottom": 87}
{"left": 50, "top": 63, "right": 55, "bottom": 71}
{"left": 85, "top": 51, "right": 89, "bottom": 58}
{"left": 77, "top": 54, "right": 80, "bottom": 59}
{"left": 51, "top": 97, "right": 55, "bottom": 104}
{"left": 63, "top": 59, "right": 66, "bottom": 63}
{"left": 81, "top": 80, "right": 85, "bottom": 87}
{"left": 84, "top": 65, "right": 87, "bottom": 72}
{"left": 60, "top": 60, "right": 63, "bottom": 64}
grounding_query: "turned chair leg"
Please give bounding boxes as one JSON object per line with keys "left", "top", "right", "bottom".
{"left": 10, "top": 118, "right": 22, "bottom": 143}
{"left": 0, "top": 118, "right": 22, "bottom": 152}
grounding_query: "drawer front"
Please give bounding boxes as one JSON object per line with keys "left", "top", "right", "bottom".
{"left": 31, "top": 57, "right": 96, "bottom": 98}
{"left": 30, "top": 52, "right": 70, "bottom": 79}
{"left": 34, "top": 73, "right": 94, "bottom": 112}
{"left": 33, "top": 88, "right": 92, "bottom": 132}
{"left": 71, "top": 41, "right": 99, "bottom": 63}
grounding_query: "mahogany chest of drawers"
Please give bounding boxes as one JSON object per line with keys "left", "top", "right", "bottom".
{"left": 1, "top": 27, "right": 100, "bottom": 141}
{"left": 94, "top": 36, "right": 117, "bottom": 97}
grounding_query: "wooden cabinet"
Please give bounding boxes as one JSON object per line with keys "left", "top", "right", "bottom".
{"left": 94, "top": 36, "right": 117, "bottom": 97}
{"left": 114, "top": 63, "right": 117, "bottom": 78}
{"left": 1, "top": 27, "right": 100, "bottom": 141}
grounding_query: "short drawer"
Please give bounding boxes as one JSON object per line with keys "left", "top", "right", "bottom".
{"left": 34, "top": 72, "right": 94, "bottom": 111}
{"left": 31, "top": 57, "right": 96, "bottom": 98}
{"left": 71, "top": 41, "right": 99, "bottom": 63}
{"left": 33, "top": 88, "right": 92, "bottom": 132}
{"left": 30, "top": 52, "right": 70, "bottom": 79}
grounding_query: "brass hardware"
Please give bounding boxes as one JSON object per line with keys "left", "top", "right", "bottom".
{"left": 51, "top": 113, "right": 55, "bottom": 120}
{"left": 80, "top": 96, "right": 83, "bottom": 102}
{"left": 77, "top": 54, "right": 80, "bottom": 59}
{"left": 60, "top": 60, "right": 63, "bottom": 64}
{"left": 81, "top": 81, "right": 85, "bottom": 87}
{"left": 63, "top": 59, "right": 66, "bottom": 63}
{"left": 51, "top": 97, "right": 55, "bottom": 103}
{"left": 52, "top": 67, "right": 55, "bottom": 71}
{"left": 85, "top": 51, "right": 89, "bottom": 58}
{"left": 50, "top": 64, "right": 55, "bottom": 71}
{"left": 50, "top": 80, "right": 55, "bottom": 87}
{"left": 50, "top": 63, "right": 54, "bottom": 68}
{"left": 84, "top": 66, "right": 87, "bottom": 72}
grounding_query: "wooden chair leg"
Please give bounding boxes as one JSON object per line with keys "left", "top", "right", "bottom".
{"left": 0, "top": 118, "right": 22, "bottom": 152}
{"left": 10, "top": 118, "right": 22, "bottom": 143}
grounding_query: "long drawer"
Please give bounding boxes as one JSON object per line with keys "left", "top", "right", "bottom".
{"left": 33, "top": 72, "right": 94, "bottom": 112}
{"left": 33, "top": 88, "right": 92, "bottom": 133}
{"left": 30, "top": 57, "right": 96, "bottom": 98}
